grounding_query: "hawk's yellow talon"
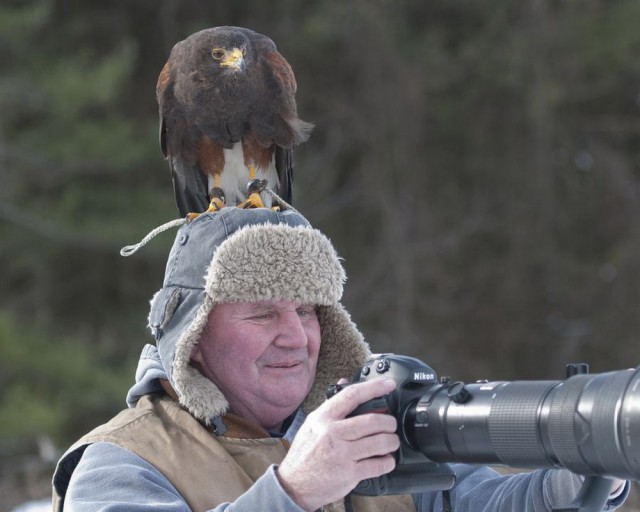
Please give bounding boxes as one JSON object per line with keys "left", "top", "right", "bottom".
{"left": 236, "top": 173, "right": 267, "bottom": 209}
{"left": 186, "top": 195, "right": 226, "bottom": 221}
{"left": 208, "top": 197, "right": 226, "bottom": 211}
{"left": 239, "top": 192, "right": 265, "bottom": 209}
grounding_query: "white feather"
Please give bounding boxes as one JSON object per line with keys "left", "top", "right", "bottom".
{"left": 207, "top": 142, "right": 279, "bottom": 207}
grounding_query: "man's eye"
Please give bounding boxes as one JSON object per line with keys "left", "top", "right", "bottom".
{"left": 252, "top": 313, "right": 272, "bottom": 320}
{"left": 297, "top": 306, "right": 317, "bottom": 318}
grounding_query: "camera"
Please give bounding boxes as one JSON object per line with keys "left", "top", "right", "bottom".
{"left": 327, "top": 353, "right": 640, "bottom": 504}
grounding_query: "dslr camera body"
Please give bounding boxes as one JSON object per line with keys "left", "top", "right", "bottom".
{"left": 327, "top": 354, "right": 457, "bottom": 495}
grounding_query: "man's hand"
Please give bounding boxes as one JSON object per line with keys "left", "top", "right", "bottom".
{"left": 277, "top": 378, "right": 399, "bottom": 511}
{"left": 609, "top": 478, "right": 627, "bottom": 500}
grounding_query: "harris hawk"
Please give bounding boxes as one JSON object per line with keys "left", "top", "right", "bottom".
{"left": 157, "top": 26, "right": 313, "bottom": 217}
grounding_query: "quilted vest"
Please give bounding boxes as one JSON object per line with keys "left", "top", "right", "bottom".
{"left": 53, "top": 393, "right": 416, "bottom": 512}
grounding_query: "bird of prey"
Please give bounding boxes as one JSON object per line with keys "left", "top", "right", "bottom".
{"left": 157, "top": 26, "right": 313, "bottom": 218}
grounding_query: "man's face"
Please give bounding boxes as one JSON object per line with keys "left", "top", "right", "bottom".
{"left": 190, "top": 300, "right": 321, "bottom": 431}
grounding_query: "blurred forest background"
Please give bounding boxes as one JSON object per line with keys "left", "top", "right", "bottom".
{"left": 1, "top": 0, "right": 639, "bottom": 509}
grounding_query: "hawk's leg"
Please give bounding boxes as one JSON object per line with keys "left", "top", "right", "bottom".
{"left": 238, "top": 165, "right": 266, "bottom": 209}
{"left": 207, "top": 186, "right": 226, "bottom": 211}
{"left": 186, "top": 175, "right": 226, "bottom": 221}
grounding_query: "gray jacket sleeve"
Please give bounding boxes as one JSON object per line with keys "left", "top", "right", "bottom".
{"left": 414, "top": 464, "right": 629, "bottom": 512}
{"left": 64, "top": 442, "right": 305, "bottom": 512}
{"left": 65, "top": 442, "right": 628, "bottom": 512}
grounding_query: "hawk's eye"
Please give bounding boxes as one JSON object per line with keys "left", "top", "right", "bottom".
{"left": 211, "top": 49, "right": 225, "bottom": 60}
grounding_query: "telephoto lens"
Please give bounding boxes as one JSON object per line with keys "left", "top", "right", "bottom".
{"left": 404, "top": 362, "right": 640, "bottom": 481}
{"left": 332, "top": 354, "right": 640, "bottom": 500}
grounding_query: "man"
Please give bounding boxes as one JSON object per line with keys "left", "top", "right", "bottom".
{"left": 53, "top": 207, "right": 628, "bottom": 511}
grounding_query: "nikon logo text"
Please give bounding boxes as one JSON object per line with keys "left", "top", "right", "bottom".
{"left": 414, "top": 372, "right": 435, "bottom": 381}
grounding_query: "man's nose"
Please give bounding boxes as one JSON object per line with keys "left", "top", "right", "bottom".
{"left": 273, "top": 311, "right": 308, "bottom": 348}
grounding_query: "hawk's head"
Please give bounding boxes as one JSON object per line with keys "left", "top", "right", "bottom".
{"left": 177, "top": 27, "right": 272, "bottom": 83}
{"left": 210, "top": 45, "right": 246, "bottom": 72}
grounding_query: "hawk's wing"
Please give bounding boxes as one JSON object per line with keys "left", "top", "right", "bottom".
{"left": 158, "top": 59, "right": 211, "bottom": 216}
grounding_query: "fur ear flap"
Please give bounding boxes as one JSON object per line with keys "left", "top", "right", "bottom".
{"left": 303, "top": 304, "right": 371, "bottom": 413}
{"left": 172, "top": 295, "right": 231, "bottom": 424}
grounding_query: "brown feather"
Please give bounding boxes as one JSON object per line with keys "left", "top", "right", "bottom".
{"left": 242, "top": 132, "right": 274, "bottom": 171}
{"left": 196, "top": 136, "right": 225, "bottom": 177}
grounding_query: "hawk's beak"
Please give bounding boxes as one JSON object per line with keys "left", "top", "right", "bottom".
{"left": 221, "top": 48, "right": 245, "bottom": 72}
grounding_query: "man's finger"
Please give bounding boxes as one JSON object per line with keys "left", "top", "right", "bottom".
{"left": 355, "top": 454, "right": 397, "bottom": 480}
{"left": 334, "top": 413, "right": 397, "bottom": 441}
{"left": 349, "top": 433, "right": 401, "bottom": 461}
{"left": 324, "top": 379, "right": 396, "bottom": 419}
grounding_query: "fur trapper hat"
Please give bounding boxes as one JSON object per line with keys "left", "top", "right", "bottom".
{"left": 148, "top": 207, "right": 371, "bottom": 424}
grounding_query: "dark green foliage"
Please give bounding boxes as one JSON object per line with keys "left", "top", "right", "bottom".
{"left": 0, "top": 311, "right": 134, "bottom": 442}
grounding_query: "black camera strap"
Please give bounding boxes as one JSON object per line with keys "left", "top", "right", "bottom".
{"left": 344, "top": 493, "right": 354, "bottom": 512}
{"left": 442, "top": 489, "right": 452, "bottom": 512}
